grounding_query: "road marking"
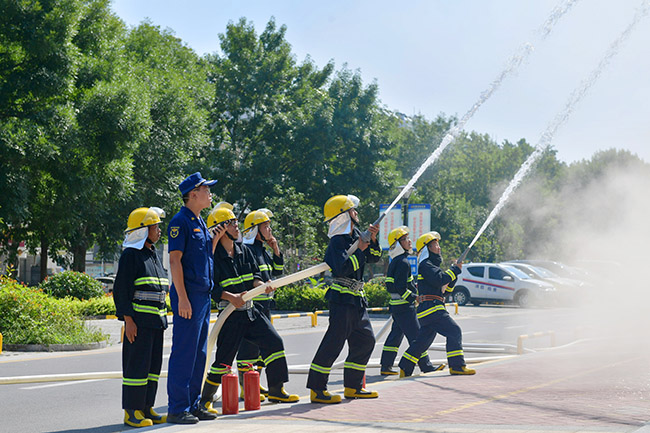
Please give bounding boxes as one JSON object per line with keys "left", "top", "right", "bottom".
{"left": 20, "top": 379, "right": 107, "bottom": 390}
{"left": 505, "top": 325, "right": 526, "bottom": 329}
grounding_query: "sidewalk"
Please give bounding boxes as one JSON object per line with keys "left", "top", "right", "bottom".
{"left": 155, "top": 337, "right": 650, "bottom": 433}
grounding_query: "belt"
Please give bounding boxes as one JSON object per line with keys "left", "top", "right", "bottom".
{"left": 219, "top": 299, "right": 253, "bottom": 311}
{"left": 418, "top": 295, "right": 445, "bottom": 303}
{"left": 332, "top": 277, "right": 365, "bottom": 293}
{"left": 133, "top": 290, "right": 166, "bottom": 303}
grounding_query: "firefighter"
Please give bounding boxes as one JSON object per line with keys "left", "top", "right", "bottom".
{"left": 114, "top": 207, "right": 168, "bottom": 427}
{"left": 198, "top": 203, "right": 299, "bottom": 410}
{"left": 307, "top": 194, "right": 382, "bottom": 404}
{"left": 237, "top": 209, "right": 284, "bottom": 400}
{"left": 398, "top": 232, "right": 476, "bottom": 377}
{"left": 380, "top": 226, "right": 444, "bottom": 376}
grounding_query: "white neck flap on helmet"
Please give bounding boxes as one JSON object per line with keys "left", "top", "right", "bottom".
{"left": 123, "top": 227, "right": 148, "bottom": 250}
{"left": 327, "top": 212, "right": 352, "bottom": 238}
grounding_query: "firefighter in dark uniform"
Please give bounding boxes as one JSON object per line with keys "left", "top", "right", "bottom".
{"left": 167, "top": 172, "right": 219, "bottom": 424}
{"left": 398, "top": 232, "right": 476, "bottom": 377}
{"left": 307, "top": 194, "right": 382, "bottom": 404}
{"left": 114, "top": 207, "right": 168, "bottom": 428}
{"left": 237, "top": 208, "right": 284, "bottom": 400}
{"left": 198, "top": 203, "right": 299, "bottom": 408}
{"left": 380, "top": 226, "right": 444, "bottom": 376}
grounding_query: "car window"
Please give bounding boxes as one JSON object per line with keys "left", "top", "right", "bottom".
{"left": 531, "top": 266, "right": 556, "bottom": 278}
{"left": 467, "top": 266, "right": 484, "bottom": 277}
{"left": 501, "top": 265, "right": 530, "bottom": 279}
{"left": 489, "top": 266, "right": 515, "bottom": 281}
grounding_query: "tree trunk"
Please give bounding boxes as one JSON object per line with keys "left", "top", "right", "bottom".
{"left": 40, "top": 234, "right": 49, "bottom": 283}
{"left": 72, "top": 243, "right": 86, "bottom": 272}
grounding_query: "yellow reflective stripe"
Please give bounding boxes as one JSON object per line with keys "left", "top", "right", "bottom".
{"left": 259, "top": 264, "right": 272, "bottom": 272}
{"left": 445, "top": 269, "right": 457, "bottom": 281}
{"left": 385, "top": 277, "right": 395, "bottom": 283}
{"left": 416, "top": 304, "right": 446, "bottom": 319}
{"left": 389, "top": 299, "right": 409, "bottom": 305}
{"left": 132, "top": 303, "right": 166, "bottom": 316}
{"left": 329, "top": 284, "right": 364, "bottom": 297}
{"left": 370, "top": 248, "right": 381, "bottom": 256}
{"left": 403, "top": 352, "right": 418, "bottom": 365}
{"left": 253, "top": 293, "right": 272, "bottom": 301}
{"left": 148, "top": 373, "right": 160, "bottom": 382}
{"left": 210, "top": 366, "right": 229, "bottom": 375}
{"left": 383, "top": 346, "right": 399, "bottom": 352}
{"left": 221, "top": 276, "right": 244, "bottom": 287}
{"left": 447, "top": 350, "right": 464, "bottom": 358}
{"left": 445, "top": 286, "right": 454, "bottom": 292}
{"left": 406, "top": 275, "right": 413, "bottom": 282}
{"left": 264, "top": 350, "right": 286, "bottom": 366}
{"left": 401, "top": 290, "right": 413, "bottom": 300}
{"left": 134, "top": 277, "right": 169, "bottom": 286}
{"left": 344, "top": 361, "right": 366, "bottom": 371}
{"left": 418, "top": 274, "right": 424, "bottom": 280}
{"left": 123, "top": 377, "right": 148, "bottom": 386}
{"left": 420, "top": 352, "right": 429, "bottom": 358}
{"left": 349, "top": 254, "right": 360, "bottom": 271}
{"left": 310, "top": 363, "right": 331, "bottom": 374}
{"left": 273, "top": 263, "right": 283, "bottom": 271}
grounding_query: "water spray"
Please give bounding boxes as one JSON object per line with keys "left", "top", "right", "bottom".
{"left": 458, "top": 0, "right": 649, "bottom": 261}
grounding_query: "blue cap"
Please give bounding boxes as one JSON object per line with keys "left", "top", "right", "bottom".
{"left": 179, "top": 172, "right": 217, "bottom": 195}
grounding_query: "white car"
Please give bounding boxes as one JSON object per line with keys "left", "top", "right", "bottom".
{"left": 501, "top": 262, "right": 588, "bottom": 302}
{"left": 452, "top": 263, "right": 556, "bottom": 308}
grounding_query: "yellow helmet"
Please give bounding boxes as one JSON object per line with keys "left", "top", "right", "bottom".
{"left": 323, "top": 194, "right": 360, "bottom": 222}
{"left": 416, "top": 231, "right": 441, "bottom": 254}
{"left": 126, "top": 207, "right": 165, "bottom": 233}
{"left": 388, "top": 226, "right": 409, "bottom": 247}
{"left": 207, "top": 202, "right": 236, "bottom": 229}
{"left": 243, "top": 208, "right": 273, "bottom": 233}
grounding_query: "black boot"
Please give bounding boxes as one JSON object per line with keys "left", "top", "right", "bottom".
{"left": 194, "top": 381, "right": 219, "bottom": 419}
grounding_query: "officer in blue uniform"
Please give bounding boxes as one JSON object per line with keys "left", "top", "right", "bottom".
{"left": 166, "top": 172, "right": 220, "bottom": 424}
{"left": 307, "top": 194, "right": 382, "bottom": 404}
{"left": 114, "top": 207, "right": 168, "bottom": 428}
{"left": 380, "top": 226, "right": 443, "bottom": 376}
{"left": 398, "top": 232, "right": 475, "bottom": 377}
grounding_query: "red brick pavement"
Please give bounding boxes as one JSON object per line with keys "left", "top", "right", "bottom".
{"left": 243, "top": 339, "right": 650, "bottom": 429}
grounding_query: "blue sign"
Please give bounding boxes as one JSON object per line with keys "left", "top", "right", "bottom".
{"left": 407, "top": 255, "right": 418, "bottom": 278}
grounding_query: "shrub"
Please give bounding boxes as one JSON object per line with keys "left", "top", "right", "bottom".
{"left": 274, "top": 284, "right": 328, "bottom": 312}
{"left": 364, "top": 282, "right": 390, "bottom": 308}
{"left": 39, "top": 270, "right": 105, "bottom": 300}
{"left": 0, "top": 276, "right": 107, "bottom": 345}
{"left": 70, "top": 295, "right": 117, "bottom": 317}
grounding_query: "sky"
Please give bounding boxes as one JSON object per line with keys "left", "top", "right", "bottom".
{"left": 110, "top": 0, "right": 650, "bottom": 164}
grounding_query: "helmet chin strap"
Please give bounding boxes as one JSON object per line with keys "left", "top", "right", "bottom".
{"left": 226, "top": 232, "right": 237, "bottom": 241}
{"left": 349, "top": 210, "right": 359, "bottom": 225}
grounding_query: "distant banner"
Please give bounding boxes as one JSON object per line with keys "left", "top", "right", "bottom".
{"left": 408, "top": 204, "right": 431, "bottom": 245}
{"left": 379, "top": 204, "right": 402, "bottom": 250}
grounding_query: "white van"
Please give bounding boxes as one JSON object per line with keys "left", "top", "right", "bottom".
{"left": 452, "top": 263, "right": 556, "bottom": 307}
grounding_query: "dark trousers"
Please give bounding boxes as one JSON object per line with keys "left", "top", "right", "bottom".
{"left": 237, "top": 300, "right": 271, "bottom": 369}
{"left": 167, "top": 289, "right": 211, "bottom": 414}
{"left": 207, "top": 308, "right": 288, "bottom": 387}
{"left": 307, "top": 302, "right": 375, "bottom": 390}
{"left": 398, "top": 309, "right": 465, "bottom": 375}
{"left": 122, "top": 326, "right": 164, "bottom": 410}
{"left": 380, "top": 306, "right": 434, "bottom": 370}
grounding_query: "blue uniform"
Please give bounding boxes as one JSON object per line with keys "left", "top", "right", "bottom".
{"left": 166, "top": 206, "right": 214, "bottom": 415}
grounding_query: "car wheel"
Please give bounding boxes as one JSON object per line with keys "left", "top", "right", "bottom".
{"left": 453, "top": 287, "right": 470, "bottom": 306}
{"left": 515, "top": 289, "right": 532, "bottom": 308}
{"left": 472, "top": 301, "right": 482, "bottom": 306}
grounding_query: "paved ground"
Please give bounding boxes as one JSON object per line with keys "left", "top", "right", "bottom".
{"left": 149, "top": 336, "right": 650, "bottom": 433}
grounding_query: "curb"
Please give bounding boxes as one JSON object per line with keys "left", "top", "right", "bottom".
{"left": 3, "top": 340, "right": 108, "bottom": 352}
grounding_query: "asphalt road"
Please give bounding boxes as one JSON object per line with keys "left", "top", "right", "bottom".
{"left": 0, "top": 304, "right": 588, "bottom": 433}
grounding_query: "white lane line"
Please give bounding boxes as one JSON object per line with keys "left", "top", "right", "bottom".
{"left": 463, "top": 331, "right": 478, "bottom": 334}
{"left": 21, "top": 379, "right": 108, "bottom": 390}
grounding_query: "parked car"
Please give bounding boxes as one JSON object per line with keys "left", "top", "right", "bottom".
{"left": 452, "top": 263, "right": 556, "bottom": 308}
{"left": 501, "top": 262, "right": 589, "bottom": 302}
{"left": 96, "top": 275, "right": 115, "bottom": 294}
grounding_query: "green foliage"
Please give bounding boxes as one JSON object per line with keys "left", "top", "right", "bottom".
{"left": 273, "top": 284, "right": 328, "bottom": 312}
{"left": 363, "top": 283, "right": 390, "bottom": 308}
{"left": 0, "top": 276, "right": 107, "bottom": 345}
{"left": 69, "top": 295, "right": 116, "bottom": 317}
{"left": 39, "top": 271, "right": 104, "bottom": 300}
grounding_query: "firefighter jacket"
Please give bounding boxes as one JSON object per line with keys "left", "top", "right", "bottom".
{"left": 247, "top": 239, "right": 283, "bottom": 302}
{"left": 386, "top": 251, "right": 417, "bottom": 312}
{"left": 113, "top": 245, "right": 169, "bottom": 329}
{"left": 416, "top": 252, "right": 461, "bottom": 321}
{"left": 324, "top": 226, "right": 382, "bottom": 307}
{"left": 211, "top": 241, "right": 262, "bottom": 306}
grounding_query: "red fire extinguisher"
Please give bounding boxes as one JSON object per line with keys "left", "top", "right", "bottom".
{"left": 243, "top": 363, "right": 261, "bottom": 411}
{"left": 221, "top": 364, "right": 239, "bottom": 415}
